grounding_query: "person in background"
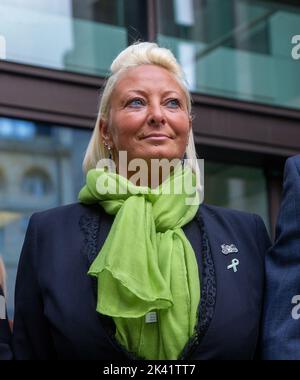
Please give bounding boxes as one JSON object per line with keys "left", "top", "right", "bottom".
{"left": 0, "top": 256, "right": 12, "bottom": 360}
{"left": 261, "top": 154, "right": 300, "bottom": 359}
{"left": 12, "top": 42, "right": 271, "bottom": 360}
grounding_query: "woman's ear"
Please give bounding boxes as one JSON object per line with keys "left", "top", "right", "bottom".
{"left": 99, "top": 118, "right": 107, "bottom": 139}
{"left": 99, "top": 118, "right": 113, "bottom": 146}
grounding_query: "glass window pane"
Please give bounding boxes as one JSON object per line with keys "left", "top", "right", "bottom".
{"left": 204, "top": 161, "right": 269, "bottom": 231}
{"left": 157, "top": 0, "right": 300, "bottom": 111}
{"left": 0, "top": 117, "right": 92, "bottom": 318}
{"left": 0, "top": 0, "right": 130, "bottom": 76}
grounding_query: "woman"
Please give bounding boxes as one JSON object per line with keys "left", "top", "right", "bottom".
{"left": 12, "top": 42, "right": 271, "bottom": 360}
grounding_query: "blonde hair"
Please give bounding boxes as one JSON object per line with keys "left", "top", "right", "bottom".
{"left": 82, "top": 42, "right": 200, "bottom": 192}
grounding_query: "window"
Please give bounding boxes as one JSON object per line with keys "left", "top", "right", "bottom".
{"left": 0, "top": 117, "right": 92, "bottom": 318}
{"left": 21, "top": 168, "right": 52, "bottom": 197}
{"left": 204, "top": 161, "right": 269, "bottom": 230}
{"left": 0, "top": 118, "right": 35, "bottom": 140}
{"left": 0, "top": 0, "right": 145, "bottom": 76}
{"left": 157, "top": 0, "right": 300, "bottom": 111}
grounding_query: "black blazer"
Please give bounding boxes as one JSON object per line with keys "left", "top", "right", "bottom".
{"left": 10, "top": 202, "right": 270, "bottom": 360}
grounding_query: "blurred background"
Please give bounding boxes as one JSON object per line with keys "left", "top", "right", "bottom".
{"left": 0, "top": 0, "right": 300, "bottom": 318}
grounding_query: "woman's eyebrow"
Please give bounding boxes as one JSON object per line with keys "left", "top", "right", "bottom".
{"left": 161, "top": 90, "right": 181, "bottom": 96}
{"left": 124, "top": 89, "right": 182, "bottom": 97}
{"left": 124, "top": 89, "right": 148, "bottom": 96}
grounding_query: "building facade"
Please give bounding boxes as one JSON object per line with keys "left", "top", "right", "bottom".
{"left": 1, "top": 0, "right": 300, "bottom": 317}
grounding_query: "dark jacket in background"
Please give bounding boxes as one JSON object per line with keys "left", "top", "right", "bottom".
{"left": 261, "top": 155, "right": 300, "bottom": 359}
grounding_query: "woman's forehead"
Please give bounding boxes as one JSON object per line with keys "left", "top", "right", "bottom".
{"left": 113, "top": 65, "right": 185, "bottom": 96}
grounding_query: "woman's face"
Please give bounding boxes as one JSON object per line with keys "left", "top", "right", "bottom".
{"left": 100, "top": 64, "right": 191, "bottom": 167}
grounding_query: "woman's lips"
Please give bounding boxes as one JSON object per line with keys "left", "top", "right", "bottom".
{"left": 142, "top": 134, "right": 172, "bottom": 141}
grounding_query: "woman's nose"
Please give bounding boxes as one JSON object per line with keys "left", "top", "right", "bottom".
{"left": 147, "top": 103, "right": 166, "bottom": 126}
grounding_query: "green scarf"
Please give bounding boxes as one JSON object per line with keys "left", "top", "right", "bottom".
{"left": 78, "top": 164, "right": 200, "bottom": 360}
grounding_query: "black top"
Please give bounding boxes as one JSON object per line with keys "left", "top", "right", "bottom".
{"left": 6, "top": 202, "right": 270, "bottom": 360}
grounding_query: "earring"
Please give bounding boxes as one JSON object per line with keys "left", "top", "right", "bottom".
{"left": 181, "top": 152, "right": 187, "bottom": 167}
{"left": 108, "top": 147, "right": 112, "bottom": 160}
{"left": 104, "top": 141, "right": 113, "bottom": 160}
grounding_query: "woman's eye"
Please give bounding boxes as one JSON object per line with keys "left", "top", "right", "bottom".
{"left": 127, "top": 98, "right": 145, "bottom": 107}
{"left": 166, "top": 99, "right": 180, "bottom": 108}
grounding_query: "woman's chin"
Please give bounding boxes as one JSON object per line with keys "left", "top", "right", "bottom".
{"left": 134, "top": 148, "right": 181, "bottom": 162}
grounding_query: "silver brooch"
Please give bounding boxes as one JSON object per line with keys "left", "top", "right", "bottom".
{"left": 221, "top": 244, "right": 238, "bottom": 255}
